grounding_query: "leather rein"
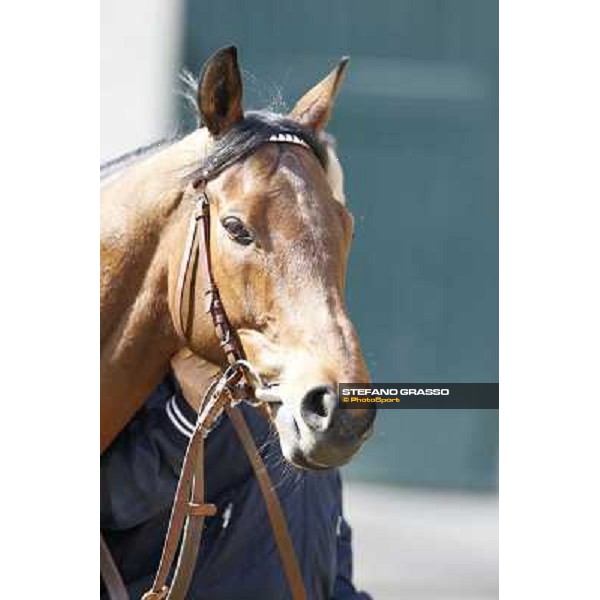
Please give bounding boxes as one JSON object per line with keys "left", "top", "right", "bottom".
{"left": 101, "top": 176, "right": 307, "bottom": 600}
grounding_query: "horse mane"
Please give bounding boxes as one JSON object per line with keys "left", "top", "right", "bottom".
{"left": 101, "top": 81, "right": 345, "bottom": 204}
{"left": 101, "top": 139, "right": 173, "bottom": 181}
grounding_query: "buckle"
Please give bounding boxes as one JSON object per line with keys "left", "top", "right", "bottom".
{"left": 188, "top": 502, "right": 217, "bottom": 517}
{"left": 194, "top": 192, "right": 209, "bottom": 218}
{"left": 141, "top": 586, "right": 168, "bottom": 600}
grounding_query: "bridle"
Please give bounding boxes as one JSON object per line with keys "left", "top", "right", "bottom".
{"left": 173, "top": 178, "right": 250, "bottom": 378}
{"left": 101, "top": 141, "right": 311, "bottom": 600}
{"left": 102, "top": 173, "right": 307, "bottom": 600}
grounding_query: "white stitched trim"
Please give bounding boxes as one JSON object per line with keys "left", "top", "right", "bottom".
{"left": 222, "top": 502, "right": 233, "bottom": 529}
{"left": 268, "top": 133, "right": 310, "bottom": 149}
{"left": 166, "top": 398, "right": 193, "bottom": 438}
{"left": 170, "top": 395, "right": 196, "bottom": 432}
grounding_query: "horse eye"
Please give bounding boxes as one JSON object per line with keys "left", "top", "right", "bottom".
{"left": 221, "top": 216, "right": 254, "bottom": 246}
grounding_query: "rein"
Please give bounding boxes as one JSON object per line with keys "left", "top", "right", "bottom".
{"left": 101, "top": 172, "right": 307, "bottom": 600}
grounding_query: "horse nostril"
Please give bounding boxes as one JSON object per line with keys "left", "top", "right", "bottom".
{"left": 300, "top": 385, "right": 337, "bottom": 431}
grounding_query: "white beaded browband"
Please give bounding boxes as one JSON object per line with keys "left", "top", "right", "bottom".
{"left": 268, "top": 133, "right": 310, "bottom": 149}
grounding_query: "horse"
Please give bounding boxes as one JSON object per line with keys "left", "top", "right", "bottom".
{"left": 100, "top": 46, "right": 375, "bottom": 471}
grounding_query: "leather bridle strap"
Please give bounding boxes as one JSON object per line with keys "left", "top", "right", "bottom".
{"left": 141, "top": 378, "right": 228, "bottom": 600}
{"left": 141, "top": 377, "right": 307, "bottom": 600}
{"left": 137, "top": 180, "right": 307, "bottom": 600}
{"left": 226, "top": 404, "right": 307, "bottom": 600}
{"left": 174, "top": 179, "right": 248, "bottom": 369}
{"left": 173, "top": 201, "right": 202, "bottom": 342}
{"left": 155, "top": 179, "right": 307, "bottom": 600}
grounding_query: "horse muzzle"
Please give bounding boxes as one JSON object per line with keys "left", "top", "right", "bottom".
{"left": 262, "top": 384, "right": 376, "bottom": 469}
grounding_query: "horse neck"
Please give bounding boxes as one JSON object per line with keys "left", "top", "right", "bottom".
{"left": 100, "top": 129, "right": 212, "bottom": 451}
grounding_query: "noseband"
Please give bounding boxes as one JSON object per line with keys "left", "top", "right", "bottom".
{"left": 101, "top": 139, "right": 313, "bottom": 600}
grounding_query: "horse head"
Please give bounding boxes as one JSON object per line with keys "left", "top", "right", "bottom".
{"left": 169, "top": 47, "right": 375, "bottom": 469}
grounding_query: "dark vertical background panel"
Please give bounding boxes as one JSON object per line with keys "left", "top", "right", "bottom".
{"left": 179, "top": 0, "right": 498, "bottom": 489}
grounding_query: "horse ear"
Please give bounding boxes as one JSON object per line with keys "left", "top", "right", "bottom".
{"left": 197, "top": 46, "right": 244, "bottom": 137}
{"left": 289, "top": 57, "right": 349, "bottom": 132}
